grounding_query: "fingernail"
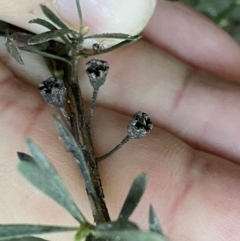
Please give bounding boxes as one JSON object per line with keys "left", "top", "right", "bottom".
{"left": 54, "top": 0, "right": 156, "bottom": 35}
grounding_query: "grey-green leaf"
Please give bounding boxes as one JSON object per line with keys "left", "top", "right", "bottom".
{"left": 29, "top": 18, "right": 73, "bottom": 47}
{"left": 54, "top": 116, "right": 97, "bottom": 198}
{"left": 84, "top": 33, "right": 140, "bottom": 40}
{"left": 18, "top": 46, "right": 71, "bottom": 65}
{"left": 0, "top": 225, "right": 77, "bottom": 240}
{"left": 40, "top": 5, "right": 69, "bottom": 29}
{"left": 29, "top": 18, "right": 58, "bottom": 31}
{"left": 5, "top": 32, "right": 24, "bottom": 65}
{"left": 17, "top": 139, "right": 86, "bottom": 224}
{"left": 92, "top": 229, "right": 167, "bottom": 241}
{"left": 118, "top": 173, "right": 147, "bottom": 221}
{"left": 149, "top": 205, "right": 163, "bottom": 235}
{"left": 95, "top": 221, "right": 139, "bottom": 232}
{"left": 28, "top": 29, "right": 74, "bottom": 45}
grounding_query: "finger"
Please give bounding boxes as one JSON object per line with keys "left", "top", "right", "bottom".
{"left": 142, "top": 0, "right": 240, "bottom": 82}
{"left": 94, "top": 109, "right": 240, "bottom": 241}
{"left": 1, "top": 29, "right": 240, "bottom": 166}
{"left": 0, "top": 0, "right": 156, "bottom": 38}
{"left": 78, "top": 40, "right": 240, "bottom": 164}
{"left": 1, "top": 61, "right": 240, "bottom": 241}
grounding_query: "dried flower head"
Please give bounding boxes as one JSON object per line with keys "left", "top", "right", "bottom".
{"left": 85, "top": 59, "right": 109, "bottom": 89}
{"left": 127, "top": 111, "right": 153, "bottom": 139}
{"left": 38, "top": 77, "right": 66, "bottom": 107}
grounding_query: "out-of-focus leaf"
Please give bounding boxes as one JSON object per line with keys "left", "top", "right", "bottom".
{"left": 118, "top": 173, "right": 147, "bottom": 221}
{"left": 0, "top": 20, "right": 9, "bottom": 32}
{"left": 28, "top": 29, "right": 74, "bottom": 45}
{"left": 91, "top": 229, "right": 167, "bottom": 241}
{"left": 168, "top": 0, "right": 240, "bottom": 43}
{"left": 40, "top": 5, "right": 69, "bottom": 29}
{"left": 0, "top": 224, "right": 77, "bottom": 240}
{"left": 93, "top": 220, "right": 168, "bottom": 241}
{"left": 149, "top": 205, "right": 163, "bottom": 235}
{"left": 54, "top": 116, "right": 97, "bottom": 198}
{"left": 18, "top": 46, "right": 71, "bottom": 65}
{"left": 5, "top": 31, "right": 24, "bottom": 65}
{"left": 84, "top": 33, "right": 140, "bottom": 40}
{"left": 224, "top": 4, "right": 240, "bottom": 42}
{"left": 74, "top": 223, "right": 93, "bottom": 241}
{"left": 4, "top": 236, "right": 49, "bottom": 241}
{"left": 17, "top": 139, "right": 86, "bottom": 224}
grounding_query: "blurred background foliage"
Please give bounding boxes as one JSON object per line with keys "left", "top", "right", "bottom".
{"left": 169, "top": 0, "right": 240, "bottom": 43}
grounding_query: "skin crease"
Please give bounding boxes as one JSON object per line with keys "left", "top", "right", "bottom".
{"left": 1, "top": 0, "right": 240, "bottom": 241}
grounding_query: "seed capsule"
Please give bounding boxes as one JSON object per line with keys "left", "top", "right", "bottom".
{"left": 85, "top": 59, "right": 109, "bottom": 89}
{"left": 38, "top": 77, "right": 66, "bottom": 107}
{"left": 127, "top": 111, "right": 153, "bottom": 139}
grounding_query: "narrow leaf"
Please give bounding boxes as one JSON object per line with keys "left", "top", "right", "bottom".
{"left": 5, "top": 31, "right": 24, "bottom": 65}
{"left": 9, "top": 32, "right": 49, "bottom": 51}
{"left": 29, "top": 18, "right": 58, "bottom": 31}
{"left": 80, "top": 36, "right": 141, "bottom": 57}
{"left": 40, "top": 5, "right": 69, "bottom": 29}
{"left": 149, "top": 205, "right": 163, "bottom": 235}
{"left": 28, "top": 29, "right": 74, "bottom": 45}
{"left": 10, "top": 32, "right": 33, "bottom": 41}
{"left": 17, "top": 140, "right": 86, "bottom": 224}
{"left": 84, "top": 33, "right": 140, "bottom": 40}
{"left": 0, "top": 224, "right": 77, "bottom": 240}
{"left": 92, "top": 229, "right": 167, "bottom": 241}
{"left": 29, "top": 18, "right": 74, "bottom": 47}
{"left": 75, "top": 0, "right": 83, "bottom": 29}
{"left": 118, "top": 173, "right": 147, "bottom": 221}
{"left": 18, "top": 46, "right": 71, "bottom": 65}
{"left": 54, "top": 116, "right": 97, "bottom": 198}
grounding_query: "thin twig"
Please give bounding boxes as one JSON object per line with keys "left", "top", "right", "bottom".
{"left": 97, "top": 135, "right": 131, "bottom": 162}
{"left": 87, "top": 89, "right": 98, "bottom": 129}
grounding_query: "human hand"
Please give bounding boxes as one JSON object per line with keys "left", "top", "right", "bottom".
{"left": 0, "top": 1, "right": 240, "bottom": 241}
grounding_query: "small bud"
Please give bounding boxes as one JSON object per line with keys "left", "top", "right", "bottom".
{"left": 92, "top": 43, "right": 100, "bottom": 52}
{"left": 127, "top": 111, "right": 153, "bottom": 139}
{"left": 38, "top": 77, "right": 66, "bottom": 107}
{"left": 85, "top": 59, "right": 109, "bottom": 89}
{"left": 92, "top": 43, "right": 104, "bottom": 53}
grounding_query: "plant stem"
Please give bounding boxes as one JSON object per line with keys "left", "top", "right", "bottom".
{"left": 97, "top": 135, "right": 131, "bottom": 162}
{"left": 87, "top": 88, "right": 98, "bottom": 129}
{"left": 65, "top": 50, "right": 110, "bottom": 224}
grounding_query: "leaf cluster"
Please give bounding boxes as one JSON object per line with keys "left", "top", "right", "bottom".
{"left": 5, "top": 2, "right": 140, "bottom": 65}
{"left": 2, "top": 1, "right": 166, "bottom": 241}
{"left": 8, "top": 118, "right": 167, "bottom": 241}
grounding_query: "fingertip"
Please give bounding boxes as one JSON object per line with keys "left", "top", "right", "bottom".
{"left": 54, "top": 0, "right": 157, "bottom": 35}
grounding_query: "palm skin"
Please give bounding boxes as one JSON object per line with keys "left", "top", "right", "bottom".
{"left": 1, "top": 1, "right": 240, "bottom": 241}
